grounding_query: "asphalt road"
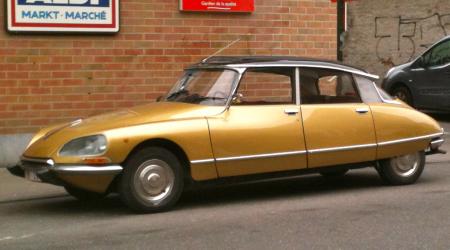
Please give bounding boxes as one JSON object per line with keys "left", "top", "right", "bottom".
{"left": 0, "top": 115, "right": 449, "bottom": 250}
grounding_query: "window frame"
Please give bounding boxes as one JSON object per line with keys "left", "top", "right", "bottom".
{"left": 298, "top": 67, "right": 363, "bottom": 105}
{"left": 232, "top": 67, "right": 299, "bottom": 106}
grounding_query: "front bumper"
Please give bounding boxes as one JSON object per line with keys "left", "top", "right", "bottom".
{"left": 7, "top": 156, "right": 123, "bottom": 193}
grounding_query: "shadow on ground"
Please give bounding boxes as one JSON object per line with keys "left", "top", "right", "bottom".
{"left": 6, "top": 169, "right": 439, "bottom": 216}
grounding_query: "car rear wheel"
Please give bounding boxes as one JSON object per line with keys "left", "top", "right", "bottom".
{"left": 391, "top": 86, "right": 413, "bottom": 106}
{"left": 64, "top": 186, "right": 106, "bottom": 201}
{"left": 119, "top": 147, "right": 184, "bottom": 213}
{"left": 319, "top": 168, "right": 349, "bottom": 177}
{"left": 376, "top": 151, "right": 425, "bottom": 185}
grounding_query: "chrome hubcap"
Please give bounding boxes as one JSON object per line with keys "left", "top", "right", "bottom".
{"left": 390, "top": 152, "right": 420, "bottom": 177}
{"left": 134, "top": 159, "right": 174, "bottom": 205}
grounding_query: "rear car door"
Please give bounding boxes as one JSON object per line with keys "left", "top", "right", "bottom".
{"left": 207, "top": 67, "right": 308, "bottom": 177}
{"left": 299, "top": 68, "right": 377, "bottom": 168}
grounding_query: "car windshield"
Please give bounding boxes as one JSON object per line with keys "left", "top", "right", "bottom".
{"left": 164, "top": 69, "right": 238, "bottom": 106}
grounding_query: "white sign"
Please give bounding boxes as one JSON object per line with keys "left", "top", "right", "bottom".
{"left": 7, "top": 0, "right": 119, "bottom": 33}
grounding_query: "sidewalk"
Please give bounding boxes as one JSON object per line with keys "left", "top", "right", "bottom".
{"left": 0, "top": 169, "right": 65, "bottom": 203}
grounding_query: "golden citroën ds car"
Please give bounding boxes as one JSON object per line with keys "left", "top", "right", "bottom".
{"left": 8, "top": 57, "right": 446, "bottom": 212}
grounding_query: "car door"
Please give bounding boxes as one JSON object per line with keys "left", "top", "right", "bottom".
{"left": 411, "top": 39, "right": 450, "bottom": 109}
{"left": 207, "top": 67, "right": 308, "bottom": 177}
{"left": 299, "top": 68, "right": 377, "bottom": 168}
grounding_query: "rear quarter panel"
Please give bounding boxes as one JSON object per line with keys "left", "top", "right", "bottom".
{"left": 369, "top": 103, "right": 442, "bottom": 159}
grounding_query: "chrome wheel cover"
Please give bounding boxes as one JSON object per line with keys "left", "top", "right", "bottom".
{"left": 133, "top": 159, "right": 175, "bottom": 205}
{"left": 390, "top": 152, "right": 420, "bottom": 177}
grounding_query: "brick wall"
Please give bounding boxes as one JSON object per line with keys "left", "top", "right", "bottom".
{"left": 0, "top": 0, "right": 337, "bottom": 134}
{"left": 343, "top": 0, "right": 450, "bottom": 80}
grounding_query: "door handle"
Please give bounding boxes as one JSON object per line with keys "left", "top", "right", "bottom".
{"left": 284, "top": 108, "right": 299, "bottom": 115}
{"left": 355, "top": 108, "right": 369, "bottom": 114}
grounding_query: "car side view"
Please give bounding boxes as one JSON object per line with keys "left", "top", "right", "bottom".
{"left": 8, "top": 56, "right": 446, "bottom": 213}
{"left": 382, "top": 35, "right": 450, "bottom": 110}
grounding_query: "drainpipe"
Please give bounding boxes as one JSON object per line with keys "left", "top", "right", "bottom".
{"left": 337, "top": 0, "right": 345, "bottom": 61}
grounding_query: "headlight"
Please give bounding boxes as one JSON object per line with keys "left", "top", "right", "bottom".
{"left": 59, "top": 135, "right": 107, "bottom": 156}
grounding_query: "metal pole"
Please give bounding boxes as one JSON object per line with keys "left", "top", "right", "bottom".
{"left": 337, "top": 0, "right": 345, "bottom": 61}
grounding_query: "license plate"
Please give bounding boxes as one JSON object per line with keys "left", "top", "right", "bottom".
{"left": 25, "top": 170, "right": 41, "bottom": 182}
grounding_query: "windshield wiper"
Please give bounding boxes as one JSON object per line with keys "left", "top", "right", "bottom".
{"left": 166, "top": 89, "right": 189, "bottom": 101}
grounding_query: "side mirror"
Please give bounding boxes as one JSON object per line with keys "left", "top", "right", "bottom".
{"left": 156, "top": 96, "right": 163, "bottom": 102}
{"left": 231, "top": 93, "right": 243, "bottom": 104}
{"left": 414, "top": 56, "right": 426, "bottom": 68}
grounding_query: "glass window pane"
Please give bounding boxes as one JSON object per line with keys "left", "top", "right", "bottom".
{"left": 234, "top": 68, "right": 294, "bottom": 105}
{"left": 165, "top": 69, "right": 237, "bottom": 106}
{"left": 354, "top": 75, "right": 382, "bottom": 103}
{"left": 425, "top": 39, "right": 450, "bottom": 66}
{"left": 300, "top": 68, "right": 361, "bottom": 104}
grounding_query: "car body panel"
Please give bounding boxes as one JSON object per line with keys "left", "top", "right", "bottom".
{"left": 301, "top": 103, "right": 377, "bottom": 167}
{"left": 207, "top": 105, "right": 307, "bottom": 177}
{"left": 369, "top": 103, "right": 442, "bottom": 159}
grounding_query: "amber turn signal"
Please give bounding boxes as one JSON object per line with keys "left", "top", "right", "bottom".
{"left": 82, "top": 157, "right": 111, "bottom": 165}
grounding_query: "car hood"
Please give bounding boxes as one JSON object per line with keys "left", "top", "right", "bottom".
{"left": 23, "top": 102, "right": 223, "bottom": 158}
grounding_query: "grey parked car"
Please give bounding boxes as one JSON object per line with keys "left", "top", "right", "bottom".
{"left": 382, "top": 36, "right": 450, "bottom": 111}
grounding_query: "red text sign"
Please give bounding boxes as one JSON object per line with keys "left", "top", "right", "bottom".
{"left": 180, "top": 0, "right": 254, "bottom": 13}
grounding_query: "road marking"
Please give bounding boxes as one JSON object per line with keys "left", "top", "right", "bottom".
{"left": 0, "top": 234, "right": 34, "bottom": 242}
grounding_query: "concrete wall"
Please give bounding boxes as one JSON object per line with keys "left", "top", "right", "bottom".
{"left": 343, "top": 0, "right": 450, "bottom": 80}
{"left": 0, "top": 134, "right": 33, "bottom": 168}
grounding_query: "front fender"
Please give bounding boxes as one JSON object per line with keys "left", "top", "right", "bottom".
{"left": 104, "top": 118, "right": 217, "bottom": 181}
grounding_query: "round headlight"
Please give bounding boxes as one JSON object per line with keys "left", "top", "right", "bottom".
{"left": 59, "top": 135, "right": 107, "bottom": 157}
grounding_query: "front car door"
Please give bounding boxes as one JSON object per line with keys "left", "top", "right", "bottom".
{"left": 412, "top": 38, "right": 450, "bottom": 109}
{"left": 207, "top": 67, "right": 308, "bottom": 177}
{"left": 299, "top": 67, "right": 377, "bottom": 168}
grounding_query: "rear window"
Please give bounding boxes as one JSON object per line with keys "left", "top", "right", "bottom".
{"left": 354, "top": 76, "right": 382, "bottom": 103}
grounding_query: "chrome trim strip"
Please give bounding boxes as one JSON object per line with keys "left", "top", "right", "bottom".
{"left": 308, "top": 143, "right": 377, "bottom": 154}
{"left": 372, "top": 82, "right": 402, "bottom": 105}
{"left": 190, "top": 159, "right": 215, "bottom": 164}
{"left": 295, "top": 67, "right": 301, "bottom": 105}
{"left": 378, "top": 132, "right": 444, "bottom": 146}
{"left": 52, "top": 165, "right": 123, "bottom": 175}
{"left": 216, "top": 150, "right": 307, "bottom": 162}
{"left": 227, "top": 63, "right": 380, "bottom": 80}
{"left": 191, "top": 132, "right": 445, "bottom": 164}
{"left": 21, "top": 156, "right": 54, "bottom": 166}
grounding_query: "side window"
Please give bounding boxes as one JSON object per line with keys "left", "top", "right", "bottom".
{"left": 424, "top": 40, "right": 450, "bottom": 67}
{"left": 234, "top": 67, "right": 295, "bottom": 105}
{"left": 300, "top": 68, "right": 361, "bottom": 104}
{"left": 354, "top": 75, "right": 382, "bottom": 103}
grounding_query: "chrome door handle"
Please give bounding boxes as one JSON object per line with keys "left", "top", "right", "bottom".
{"left": 355, "top": 108, "right": 369, "bottom": 114}
{"left": 284, "top": 108, "right": 299, "bottom": 115}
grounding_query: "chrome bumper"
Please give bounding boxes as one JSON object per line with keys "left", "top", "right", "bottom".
{"left": 7, "top": 156, "right": 123, "bottom": 185}
{"left": 426, "top": 134, "right": 446, "bottom": 155}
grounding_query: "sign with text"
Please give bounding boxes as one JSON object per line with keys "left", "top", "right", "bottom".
{"left": 180, "top": 0, "right": 254, "bottom": 13}
{"left": 6, "top": 0, "right": 119, "bottom": 33}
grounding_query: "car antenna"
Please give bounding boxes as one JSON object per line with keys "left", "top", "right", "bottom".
{"left": 201, "top": 38, "right": 241, "bottom": 64}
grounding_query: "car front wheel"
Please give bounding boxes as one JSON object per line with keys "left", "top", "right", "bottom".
{"left": 376, "top": 151, "right": 425, "bottom": 185}
{"left": 119, "top": 147, "right": 184, "bottom": 213}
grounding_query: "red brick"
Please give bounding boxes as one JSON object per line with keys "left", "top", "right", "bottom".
{"left": 0, "top": 0, "right": 337, "bottom": 133}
